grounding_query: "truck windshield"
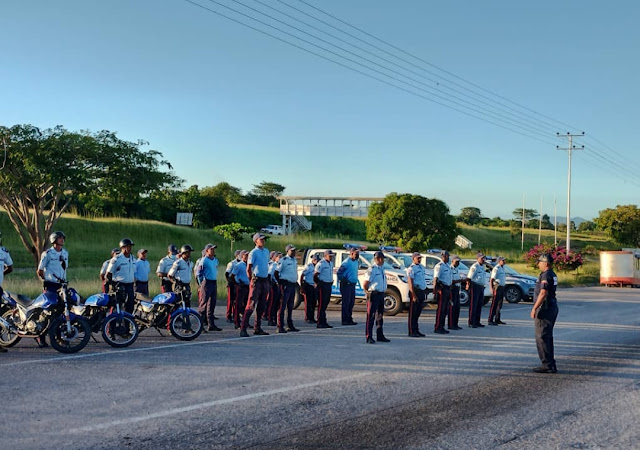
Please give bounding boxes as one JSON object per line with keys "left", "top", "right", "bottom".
{"left": 360, "top": 252, "right": 397, "bottom": 270}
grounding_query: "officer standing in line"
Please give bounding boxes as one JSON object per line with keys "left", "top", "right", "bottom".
{"left": 363, "top": 251, "right": 390, "bottom": 344}
{"left": 168, "top": 245, "right": 195, "bottom": 308}
{"left": 240, "top": 233, "right": 271, "bottom": 337}
{"left": 157, "top": 244, "right": 179, "bottom": 293}
{"left": 314, "top": 249, "right": 335, "bottom": 329}
{"left": 338, "top": 247, "right": 359, "bottom": 326}
{"left": 0, "top": 236, "right": 14, "bottom": 353}
{"left": 531, "top": 253, "right": 559, "bottom": 373}
{"left": 36, "top": 231, "right": 69, "bottom": 348}
{"left": 448, "top": 255, "right": 464, "bottom": 331}
{"left": 300, "top": 254, "right": 319, "bottom": 323}
{"left": 407, "top": 252, "right": 426, "bottom": 337}
{"left": 433, "top": 250, "right": 452, "bottom": 334}
{"left": 100, "top": 248, "right": 119, "bottom": 293}
{"left": 225, "top": 250, "right": 242, "bottom": 323}
{"left": 276, "top": 244, "right": 299, "bottom": 333}
{"left": 265, "top": 251, "right": 281, "bottom": 326}
{"left": 230, "top": 250, "right": 249, "bottom": 329}
{"left": 197, "top": 243, "right": 221, "bottom": 332}
{"left": 106, "top": 238, "right": 137, "bottom": 313}
{"left": 488, "top": 256, "right": 507, "bottom": 326}
{"left": 466, "top": 252, "right": 487, "bottom": 328}
{"left": 134, "top": 248, "right": 150, "bottom": 296}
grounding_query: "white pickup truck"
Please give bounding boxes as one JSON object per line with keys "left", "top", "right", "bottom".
{"left": 260, "top": 224, "right": 284, "bottom": 235}
{"left": 294, "top": 246, "right": 411, "bottom": 315}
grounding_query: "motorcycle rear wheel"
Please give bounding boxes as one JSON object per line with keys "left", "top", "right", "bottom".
{"left": 48, "top": 316, "right": 92, "bottom": 354}
{"left": 170, "top": 311, "right": 203, "bottom": 341}
{"left": 101, "top": 315, "right": 139, "bottom": 348}
{"left": 0, "top": 310, "right": 21, "bottom": 348}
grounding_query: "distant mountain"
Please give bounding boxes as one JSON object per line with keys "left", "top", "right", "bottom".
{"left": 555, "top": 216, "right": 590, "bottom": 226}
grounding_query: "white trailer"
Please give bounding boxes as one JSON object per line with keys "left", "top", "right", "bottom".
{"left": 600, "top": 250, "right": 640, "bottom": 287}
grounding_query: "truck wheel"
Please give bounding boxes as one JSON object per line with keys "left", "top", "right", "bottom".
{"left": 459, "top": 289, "right": 470, "bottom": 307}
{"left": 383, "top": 289, "right": 403, "bottom": 316}
{"left": 293, "top": 288, "right": 303, "bottom": 309}
{"left": 504, "top": 286, "right": 522, "bottom": 303}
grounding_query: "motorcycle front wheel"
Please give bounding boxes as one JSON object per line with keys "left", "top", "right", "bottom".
{"left": 169, "top": 311, "right": 203, "bottom": 341}
{"left": 48, "top": 316, "right": 92, "bottom": 353}
{"left": 101, "top": 315, "right": 139, "bottom": 348}
{"left": 0, "top": 310, "right": 21, "bottom": 348}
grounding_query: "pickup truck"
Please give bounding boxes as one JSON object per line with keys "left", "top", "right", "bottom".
{"left": 294, "top": 246, "right": 411, "bottom": 315}
{"left": 260, "top": 224, "right": 284, "bottom": 235}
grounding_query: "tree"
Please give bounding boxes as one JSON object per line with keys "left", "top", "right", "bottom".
{"left": 539, "top": 214, "right": 554, "bottom": 230}
{"left": 595, "top": 205, "right": 640, "bottom": 247}
{"left": 214, "top": 223, "right": 251, "bottom": 251}
{"left": 512, "top": 208, "right": 539, "bottom": 227}
{"left": 251, "top": 181, "right": 285, "bottom": 198}
{"left": 203, "top": 182, "right": 243, "bottom": 204}
{"left": 366, "top": 193, "right": 457, "bottom": 252}
{"left": 509, "top": 220, "right": 521, "bottom": 242}
{"left": 577, "top": 220, "right": 597, "bottom": 232}
{"left": 458, "top": 207, "right": 483, "bottom": 225}
{"left": 0, "top": 124, "right": 176, "bottom": 265}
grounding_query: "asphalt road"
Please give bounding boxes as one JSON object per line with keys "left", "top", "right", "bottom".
{"left": 1, "top": 287, "right": 640, "bottom": 449}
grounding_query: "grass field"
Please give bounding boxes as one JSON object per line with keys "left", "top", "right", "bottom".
{"left": 0, "top": 211, "right": 613, "bottom": 297}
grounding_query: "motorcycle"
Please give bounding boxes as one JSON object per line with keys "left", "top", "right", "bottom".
{"left": 0, "top": 279, "right": 91, "bottom": 353}
{"left": 72, "top": 282, "right": 139, "bottom": 348}
{"left": 133, "top": 283, "right": 203, "bottom": 341}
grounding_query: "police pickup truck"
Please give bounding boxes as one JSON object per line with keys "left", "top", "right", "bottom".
{"left": 294, "top": 244, "right": 411, "bottom": 315}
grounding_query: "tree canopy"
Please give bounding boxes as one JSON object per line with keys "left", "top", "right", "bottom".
{"left": 458, "top": 207, "right": 483, "bottom": 225}
{"left": 595, "top": 205, "right": 640, "bottom": 247}
{"left": 366, "top": 193, "right": 457, "bottom": 252}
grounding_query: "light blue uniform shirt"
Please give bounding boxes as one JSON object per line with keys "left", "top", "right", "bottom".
{"left": 0, "top": 248, "right": 13, "bottom": 286}
{"left": 302, "top": 262, "right": 316, "bottom": 284}
{"left": 107, "top": 253, "right": 137, "bottom": 283}
{"left": 156, "top": 255, "right": 177, "bottom": 276}
{"left": 225, "top": 259, "right": 238, "bottom": 274}
{"left": 314, "top": 258, "right": 334, "bottom": 283}
{"left": 38, "top": 247, "right": 68, "bottom": 283}
{"left": 450, "top": 263, "right": 462, "bottom": 282}
{"left": 468, "top": 262, "right": 485, "bottom": 285}
{"left": 364, "top": 264, "right": 387, "bottom": 292}
{"left": 491, "top": 265, "right": 506, "bottom": 286}
{"left": 232, "top": 260, "right": 249, "bottom": 285}
{"left": 268, "top": 261, "right": 278, "bottom": 282}
{"left": 278, "top": 255, "right": 298, "bottom": 283}
{"left": 339, "top": 257, "right": 359, "bottom": 284}
{"left": 199, "top": 256, "right": 219, "bottom": 281}
{"left": 249, "top": 247, "right": 270, "bottom": 278}
{"left": 407, "top": 263, "right": 427, "bottom": 290}
{"left": 134, "top": 259, "right": 150, "bottom": 282}
{"left": 168, "top": 258, "right": 193, "bottom": 284}
{"left": 434, "top": 261, "right": 453, "bottom": 286}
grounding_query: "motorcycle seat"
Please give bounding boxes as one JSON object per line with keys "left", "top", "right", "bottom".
{"left": 14, "top": 294, "right": 34, "bottom": 308}
{"left": 135, "top": 292, "right": 153, "bottom": 302}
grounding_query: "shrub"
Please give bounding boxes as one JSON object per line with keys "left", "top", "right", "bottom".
{"left": 525, "top": 243, "right": 583, "bottom": 272}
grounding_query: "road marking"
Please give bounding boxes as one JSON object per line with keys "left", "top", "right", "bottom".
{"left": 69, "top": 372, "right": 369, "bottom": 433}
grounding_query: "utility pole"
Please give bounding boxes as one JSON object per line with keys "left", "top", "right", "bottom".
{"left": 538, "top": 196, "right": 542, "bottom": 245}
{"left": 554, "top": 195, "right": 557, "bottom": 246}
{"left": 521, "top": 194, "right": 525, "bottom": 251}
{"left": 557, "top": 132, "right": 584, "bottom": 252}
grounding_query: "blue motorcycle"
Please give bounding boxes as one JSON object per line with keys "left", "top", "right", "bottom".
{"left": 72, "top": 283, "right": 139, "bottom": 348}
{"left": 133, "top": 283, "right": 203, "bottom": 341}
{"left": 0, "top": 280, "right": 91, "bottom": 353}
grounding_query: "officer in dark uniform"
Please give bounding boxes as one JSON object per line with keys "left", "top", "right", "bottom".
{"left": 407, "top": 252, "right": 426, "bottom": 337}
{"left": 448, "top": 255, "right": 464, "bottom": 330}
{"left": 531, "top": 253, "right": 559, "bottom": 373}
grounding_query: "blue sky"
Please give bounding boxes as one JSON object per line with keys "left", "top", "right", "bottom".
{"left": 2, "top": 0, "right": 639, "bottom": 220}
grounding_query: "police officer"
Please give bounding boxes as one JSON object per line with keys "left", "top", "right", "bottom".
{"left": 230, "top": 250, "right": 249, "bottom": 329}
{"left": 314, "top": 249, "right": 335, "bottom": 329}
{"left": 338, "top": 247, "right": 359, "bottom": 326}
{"left": 134, "top": 248, "right": 150, "bottom": 296}
{"left": 100, "top": 248, "right": 119, "bottom": 293}
{"left": 36, "top": 231, "right": 68, "bottom": 348}
{"left": 363, "top": 251, "right": 390, "bottom": 344}
{"left": 276, "top": 244, "right": 299, "bottom": 333}
{"left": 531, "top": 253, "right": 559, "bottom": 373}
{"left": 168, "top": 245, "right": 195, "bottom": 308}
{"left": 466, "top": 252, "right": 486, "bottom": 328}
{"left": 488, "top": 256, "right": 507, "bottom": 326}
{"left": 0, "top": 236, "right": 14, "bottom": 353}
{"left": 433, "top": 250, "right": 452, "bottom": 334}
{"left": 106, "top": 238, "right": 137, "bottom": 313}
{"left": 240, "top": 233, "right": 271, "bottom": 337}
{"left": 300, "top": 254, "right": 319, "bottom": 323}
{"left": 265, "top": 251, "right": 281, "bottom": 326}
{"left": 407, "top": 252, "right": 426, "bottom": 337}
{"left": 225, "top": 250, "right": 242, "bottom": 323}
{"left": 157, "top": 244, "right": 178, "bottom": 293}
{"left": 448, "top": 255, "right": 464, "bottom": 331}
{"left": 197, "top": 244, "right": 221, "bottom": 332}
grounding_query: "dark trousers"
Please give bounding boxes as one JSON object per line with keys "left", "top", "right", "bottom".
{"left": 340, "top": 282, "right": 356, "bottom": 324}
{"left": 435, "top": 285, "right": 451, "bottom": 331}
{"left": 302, "top": 282, "right": 317, "bottom": 321}
{"left": 119, "top": 282, "right": 135, "bottom": 313}
{"left": 489, "top": 285, "right": 505, "bottom": 323}
{"left": 408, "top": 288, "right": 426, "bottom": 334}
{"left": 278, "top": 282, "right": 296, "bottom": 327}
{"left": 267, "top": 282, "right": 281, "bottom": 322}
{"left": 242, "top": 278, "right": 269, "bottom": 331}
{"left": 199, "top": 279, "right": 217, "bottom": 326}
{"left": 535, "top": 304, "right": 558, "bottom": 369}
{"left": 235, "top": 284, "right": 249, "bottom": 328}
{"left": 449, "top": 286, "right": 461, "bottom": 328}
{"left": 226, "top": 282, "right": 236, "bottom": 321}
{"left": 317, "top": 281, "right": 332, "bottom": 326}
{"left": 43, "top": 281, "right": 62, "bottom": 293}
{"left": 135, "top": 281, "right": 149, "bottom": 296}
{"left": 365, "top": 291, "right": 385, "bottom": 340}
{"left": 161, "top": 279, "right": 173, "bottom": 293}
{"left": 468, "top": 283, "right": 484, "bottom": 326}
